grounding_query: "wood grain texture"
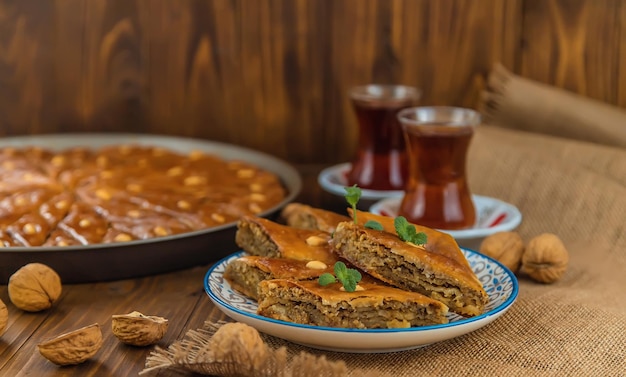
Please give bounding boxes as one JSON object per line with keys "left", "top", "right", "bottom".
{"left": 520, "top": 0, "right": 624, "bottom": 106}
{"left": 1, "top": 0, "right": 623, "bottom": 162}
{"left": 0, "top": 0, "right": 51, "bottom": 134}
{"left": 0, "top": 0, "right": 520, "bottom": 164}
{"left": 82, "top": 0, "right": 152, "bottom": 133}
{"left": 0, "top": 265, "right": 218, "bottom": 377}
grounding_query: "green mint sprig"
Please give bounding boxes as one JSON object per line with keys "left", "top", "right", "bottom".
{"left": 318, "top": 261, "right": 362, "bottom": 292}
{"left": 364, "top": 220, "right": 383, "bottom": 230}
{"left": 343, "top": 185, "right": 426, "bottom": 246}
{"left": 394, "top": 216, "right": 427, "bottom": 245}
{"left": 344, "top": 185, "right": 361, "bottom": 224}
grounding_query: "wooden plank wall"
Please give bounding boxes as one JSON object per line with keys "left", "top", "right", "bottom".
{"left": 520, "top": 0, "right": 625, "bottom": 107}
{"left": 0, "top": 0, "right": 622, "bottom": 163}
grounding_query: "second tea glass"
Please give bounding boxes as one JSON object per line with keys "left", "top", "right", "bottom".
{"left": 396, "top": 106, "right": 480, "bottom": 230}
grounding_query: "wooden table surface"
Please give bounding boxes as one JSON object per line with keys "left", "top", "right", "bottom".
{"left": 0, "top": 164, "right": 346, "bottom": 377}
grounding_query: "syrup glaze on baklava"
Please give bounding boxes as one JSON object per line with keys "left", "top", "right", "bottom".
{"left": 0, "top": 145, "right": 286, "bottom": 247}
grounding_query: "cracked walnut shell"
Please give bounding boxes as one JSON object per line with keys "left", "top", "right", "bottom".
{"left": 111, "top": 311, "right": 168, "bottom": 346}
{"left": 8, "top": 263, "right": 62, "bottom": 312}
{"left": 479, "top": 231, "right": 525, "bottom": 272}
{"left": 0, "top": 298, "right": 7, "bottom": 336}
{"left": 521, "top": 233, "right": 569, "bottom": 283}
{"left": 38, "top": 323, "right": 103, "bottom": 365}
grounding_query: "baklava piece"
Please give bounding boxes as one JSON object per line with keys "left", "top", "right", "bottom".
{"left": 333, "top": 215, "right": 488, "bottom": 317}
{"left": 235, "top": 216, "right": 337, "bottom": 264}
{"left": 350, "top": 209, "right": 475, "bottom": 269}
{"left": 224, "top": 256, "right": 334, "bottom": 300}
{"left": 281, "top": 203, "right": 350, "bottom": 233}
{"left": 257, "top": 279, "right": 449, "bottom": 329}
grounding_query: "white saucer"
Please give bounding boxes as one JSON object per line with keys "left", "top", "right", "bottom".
{"left": 369, "top": 195, "right": 522, "bottom": 250}
{"left": 317, "top": 163, "right": 404, "bottom": 201}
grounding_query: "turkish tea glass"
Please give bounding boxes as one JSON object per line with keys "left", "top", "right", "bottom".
{"left": 347, "top": 84, "right": 420, "bottom": 191}
{"left": 396, "top": 106, "right": 480, "bottom": 230}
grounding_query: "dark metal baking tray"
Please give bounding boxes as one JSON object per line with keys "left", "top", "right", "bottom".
{"left": 0, "top": 133, "right": 302, "bottom": 284}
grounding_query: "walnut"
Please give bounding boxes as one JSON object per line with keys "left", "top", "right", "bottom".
{"left": 209, "top": 322, "right": 268, "bottom": 370}
{"left": 521, "top": 233, "right": 569, "bottom": 283}
{"left": 37, "top": 323, "right": 103, "bottom": 365}
{"left": 479, "top": 231, "right": 525, "bottom": 272}
{"left": 0, "top": 298, "right": 8, "bottom": 336}
{"left": 8, "top": 263, "right": 62, "bottom": 312}
{"left": 111, "top": 311, "right": 168, "bottom": 346}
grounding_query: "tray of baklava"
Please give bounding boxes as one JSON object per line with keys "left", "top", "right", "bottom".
{"left": 0, "top": 133, "right": 301, "bottom": 283}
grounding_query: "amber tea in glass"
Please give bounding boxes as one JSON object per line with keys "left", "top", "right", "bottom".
{"left": 347, "top": 85, "right": 420, "bottom": 191}
{"left": 396, "top": 107, "right": 480, "bottom": 230}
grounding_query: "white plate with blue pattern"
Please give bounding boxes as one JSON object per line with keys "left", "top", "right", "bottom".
{"left": 204, "top": 249, "right": 518, "bottom": 353}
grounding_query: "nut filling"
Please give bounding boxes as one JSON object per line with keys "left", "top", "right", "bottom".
{"left": 257, "top": 281, "right": 448, "bottom": 329}
{"left": 235, "top": 221, "right": 282, "bottom": 259}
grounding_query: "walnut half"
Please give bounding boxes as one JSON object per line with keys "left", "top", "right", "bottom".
{"left": 111, "top": 311, "right": 168, "bottom": 346}
{"left": 37, "top": 323, "right": 103, "bottom": 365}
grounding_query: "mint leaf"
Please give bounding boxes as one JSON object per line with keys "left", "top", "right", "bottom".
{"left": 318, "top": 273, "right": 337, "bottom": 286}
{"left": 344, "top": 185, "right": 361, "bottom": 223}
{"left": 342, "top": 275, "right": 358, "bottom": 292}
{"left": 344, "top": 185, "right": 361, "bottom": 207}
{"left": 364, "top": 220, "right": 383, "bottom": 230}
{"left": 412, "top": 231, "right": 427, "bottom": 245}
{"left": 347, "top": 269, "right": 362, "bottom": 282}
{"left": 341, "top": 269, "right": 361, "bottom": 292}
{"left": 334, "top": 261, "right": 348, "bottom": 280}
{"left": 394, "top": 216, "right": 412, "bottom": 242}
{"left": 319, "top": 261, "right": 362, "bottom": 292}
{"left": 394, "top": 216, "right": 428, "bottom": 245}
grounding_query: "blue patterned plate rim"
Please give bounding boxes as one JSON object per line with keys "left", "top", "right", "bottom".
{"left": 204, "top": 248, "right": 519, "bottom": 334}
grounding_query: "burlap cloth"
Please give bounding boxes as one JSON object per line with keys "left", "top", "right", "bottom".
{"left": 480, "top": 63, "right": 626, "bottom": 149}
